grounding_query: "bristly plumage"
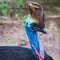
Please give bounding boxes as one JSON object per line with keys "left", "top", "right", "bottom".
{"left": 0, "top": 46, "right": 38, "bottom": 60}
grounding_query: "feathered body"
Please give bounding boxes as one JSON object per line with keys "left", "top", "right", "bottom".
{"left": 0, "top": 46, "right": 38, "bottom": 60}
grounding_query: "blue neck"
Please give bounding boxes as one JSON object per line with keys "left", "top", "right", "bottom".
{"left": 25, "top": 16, "right": 45, "bottom": 58}
{"left": 25, "top": 26, "right": 45, "bottom": 58}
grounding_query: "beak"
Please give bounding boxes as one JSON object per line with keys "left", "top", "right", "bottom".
{"left": 40, "top": 29, "right": 47, "bottom": 34}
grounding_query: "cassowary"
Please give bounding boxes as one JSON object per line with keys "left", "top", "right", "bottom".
{"left": 25, "top": 1, "right": 53, "bottom": 60}
{"left": 0, "top": 1, "right": 53, "bottom": 60}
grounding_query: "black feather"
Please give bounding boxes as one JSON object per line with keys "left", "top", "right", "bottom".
{"left": 0, "top": 46, "right": 38, "bottom": 60}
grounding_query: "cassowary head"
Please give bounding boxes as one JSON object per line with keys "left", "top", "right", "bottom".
{"left": 28, "top": 1, "right": 45, "bottom": 29}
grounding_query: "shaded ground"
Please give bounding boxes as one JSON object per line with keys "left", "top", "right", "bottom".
{"left": 0, "top": 17, "right": 60, "bottom": 60}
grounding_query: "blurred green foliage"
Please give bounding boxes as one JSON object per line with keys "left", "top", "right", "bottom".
{"left": 0, "top": 0, "right": 25, "bottom": 16}
{"left": 0, "top": 1, "right": 9, "bottom": 15}
{"left": 54, "top": 7, "right": 60, "bottom": 15}
{"left": 23, "top": 15, "right": 28, "bottom": 21}
{"left": 3, "top": 37, "right": 18, "bottom": 45}
{"left": 0, "top": 0, "right": 59, "bottom": 16}
{"left": 49, "top": 22, "right": 57, "bottom": 41}
{"left": 17, "top": 0, "right": 25, "bottom": 8}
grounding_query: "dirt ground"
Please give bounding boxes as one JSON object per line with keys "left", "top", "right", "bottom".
{"left": 0, "top": 17, "right": 60, "bottom": 60}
